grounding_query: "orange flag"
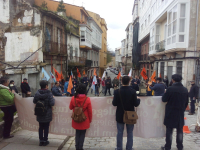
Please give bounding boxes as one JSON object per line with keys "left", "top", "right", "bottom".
{"left": 67, "top": 76, "right": 73, "bottom": 94}
{"left": 77, "top": 68, "right": 81, "bottom": 78}
{"left": 93, "top": 68, "right": 97, "bottom": 76}
{"left": 140, "top": 67, "right": 148, "bottom": 80}
{"left": 83, "top": 70, "right": 86, "bottom": 75}
{"left": 117, "top": 71, "right": 121, "bottom": 79}
{"left": 53, "top": 67, "right": 61, "bottom": 81}
{"left": 151, "top": 71, "right": 156, "bottom": 82}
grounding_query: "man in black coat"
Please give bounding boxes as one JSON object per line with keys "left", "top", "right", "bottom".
{"left": 104, "top": 77, "right": 111, "bottom": 96}
{"left": 161, "top": 74, "right": 188, "bottom": 150}
{"left": 188, "top": 80, "right": 199, "bottom": 115}
{"left": 20, "top": 78, "right": 31, "bottom": 97}
{"left": 131, "top": 75, "right": 140, "bottom": 91}
{"left": 9, "top": 80, "right": 18, "bottom": 93}
{"left": 112, "top": 76, "right": 140, "bottom": 150}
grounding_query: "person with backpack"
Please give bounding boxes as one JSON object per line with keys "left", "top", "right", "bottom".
{"left": 69, "top": 83, "right": 92, "bottom": 150}
{"left": 33, "top": 80, "right": 55, "bottom": 146}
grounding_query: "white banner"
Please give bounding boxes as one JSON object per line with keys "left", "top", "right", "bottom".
{"left": 14, "top": 95, "right": 166, "bottom": 138}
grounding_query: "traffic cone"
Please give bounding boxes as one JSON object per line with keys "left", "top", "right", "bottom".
{"left": 185, "top": 105, "right": 190, "bottom": 111}
{"left": 183, "top": 117, "right": 191, "bottom": 133}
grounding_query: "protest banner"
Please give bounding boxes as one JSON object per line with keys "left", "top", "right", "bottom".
{"left": 14, "top": 95, "right": 166, "bottom": 138}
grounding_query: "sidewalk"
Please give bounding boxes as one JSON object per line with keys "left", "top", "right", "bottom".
{"left": 0, "top": 130, "right": 69, "bottom": 150}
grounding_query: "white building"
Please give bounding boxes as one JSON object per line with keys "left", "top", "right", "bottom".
{"left": 115, "top": 47, "right": 122, "bottom": 68}
{"left": 125, "top": 23, "right": 134, "bottom": 57}
{"left": 138, "top": 0, "right": 200, "bottom": 88}
{"left": 121, "top": 39, "right": 126, "bottom": 57}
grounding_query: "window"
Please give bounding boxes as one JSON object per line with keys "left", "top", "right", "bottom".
{"left": 75, "top": 48, "right": 78, "bottom": 57}
{"left": 155, "top": 25, "right": 160, "bottom": 44}
{"left": 150, "top": 28, "right": 155, "bottom": 51}
{"left": 81, "top": 31, "right": 85, "bottom": 41}
{"left": 167, "top": 5, "right": 177, "bottom": 45}
{"left": 176, "top": 61, "right": 183, "bottom": 75}
{"left": 179, "top": 4, "right": 186, "bottom": 42}
{"left": 70, "top": 47, "right": 73, "bottom": 59}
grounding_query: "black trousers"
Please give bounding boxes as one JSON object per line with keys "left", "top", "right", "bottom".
{"left": 75, "top": 129, "right": 86, "bottom": 149}
{"left": 105, "top": 87, "right": 111, "bottom": 95}
{"left": 39, "top": 122, "right": 50, "bottom": 141}
{"left": 0, "top": 105, "right": 16, "bottom": 138}
{"left": 190, "top": 97, "right": 196, "bottom": 113}
{"left": 165, "top": 126, "right": 183, "bottom": 150}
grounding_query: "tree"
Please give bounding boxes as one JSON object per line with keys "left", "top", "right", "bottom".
{"left": 106, "top": 44, "right": 114, "bottom": 64}
{"left": 40, "top": 1, "right": 48, "bottom": 10}
{"left": 57, "top": 0, "right": 66, "bottom": 12}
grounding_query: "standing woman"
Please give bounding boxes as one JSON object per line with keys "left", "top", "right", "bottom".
{"left": 0, "top": 76, "right": 16, "bottom": 139}
{"left": 69, "top": 83, "right": 92, "bottom": 150}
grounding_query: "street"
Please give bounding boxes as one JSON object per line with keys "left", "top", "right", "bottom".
{"left": 62, "top": 71, "right": 200, "bottom": 150}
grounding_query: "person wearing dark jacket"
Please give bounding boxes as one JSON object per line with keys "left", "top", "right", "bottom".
{"left": 131, "top": 75, "right": 140, "bottom": 91}
{"left": 163, "top": 76, "right": 169, "bottom": 87}
{"left": 188, "top": 80, "right": 199, "bottom": 115}
{"left": 9, "top": 80, "right": 18, "bottom": 94}
{"left": 52, "top": 82, "right": 65, "bottom": 96}
{"left": 104, "top": 77, "right": 111, "bottom": 96}
{"left": 112, "top": 77, "right": 119, "bottom": 95}
{"left": 33, "top": 80, "right": 55, "bottom": 146}
{"left": 161, "top": 74, "right": 188, "bottom": 150}
{"left": 21, "top": 78, "right": 31, "bottom": 97}
{"left": 112, "top": 76, "right": 140, "bottom": 150}
{"left": 149, "top": 78, "right": 166, "bottom": 96}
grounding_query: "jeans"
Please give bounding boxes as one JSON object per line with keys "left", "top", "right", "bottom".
{"left": 190, "top": 97, "right": 196, "bottom": 113}
{"left": 75, "top": 129, "right": 86, "bottom": 149}
{"left": 116, "top": 122, "right": 134, "bottom": 150}
{"left": 105, "top": 87, "right": 111, "bottom": 95}
{"left": 0, "top": 105, "right": 16, "bottom": 138}
{"left": 39, "top": 122, "right": 50, "bottom": 141}
{"left": 102, "top": 86, "right": 106, "bottom": 94}
{"left": 147, "top": 91, "right": 152, "bottom": 96}
{"left": 165, "top": 126, "right": 183, "bottom": 150}
{"left": 95, "top": 86, "right": 99, "bottom": 95}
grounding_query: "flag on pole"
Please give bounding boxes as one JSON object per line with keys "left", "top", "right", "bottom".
{"left": 102, "top": 71, "right": 106, "bottom": 79}
{"left": 92, "top": 75, "right": 97, "bottom": 91}
{"left": 151, "top": 71, "right": 156, "bottom": 82}
{"left": 93, "top": 68, "right": 97, "bottom": 76}
{"left": 67, "top": 76, "right": 73, "bottom": 94}
{"left": 128, "top": 68, "right": 132, "bottom": 77}
{"left": 77, "top": 68, "right": 81, "bottom": 78}
{"left": 83, "top": 70, "right": 86, "bottom": 75}
{"left": 71, "top": 70, "right": 73, "bottom": 78}
{"left": 49, "top": 71, "right": 56, "bottom": 83}
{"left": 42, "top": 68, "right": 50, "bottom": 81}
{"left": 117, "top": 71, "right": 121, "bottom": 79}
{"left": 140, "top": 67, "right": 148, "bottom": 80}
{"left": 53, "top": 67, "right": 61, "bottom": 81}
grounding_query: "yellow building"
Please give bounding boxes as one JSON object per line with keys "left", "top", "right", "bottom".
{"left": 87, "top": 11, "right": 108, "bottom": 77}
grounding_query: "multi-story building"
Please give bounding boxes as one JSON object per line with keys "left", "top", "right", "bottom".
{"left": 35, "top": 0, "right": 104, "bottom": 77}
{"left": 121, "top": 39, "right": 126, "bottom": 74}
{"left": 138, "top": 0, "right": 200, "bottom": 88}
{"left": 115, "top": 47, "right": 122, "bottom": 69}
{"left": 87, "top": 11, "right": 108, "bottom": 77}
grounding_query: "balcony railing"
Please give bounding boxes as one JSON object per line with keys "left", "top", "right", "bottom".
{"left": 155, "top": 40, "right": 165, "bottom": 52}
{"left": 45, "top": 41, "right": 67, "bottom": 55}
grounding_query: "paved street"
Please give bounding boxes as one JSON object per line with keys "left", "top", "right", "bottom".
{"left": 62, "top": 70, "right": 200, "bottom": 150}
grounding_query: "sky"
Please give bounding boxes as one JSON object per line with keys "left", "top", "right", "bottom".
{"left": 61, "top": 0, "right": 134, "bottom": 51}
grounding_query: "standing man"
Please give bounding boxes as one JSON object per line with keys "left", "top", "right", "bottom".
{"left": 131, "top": 75, "right": 140, "bottom": 91}
{"left": 161, "top": 74, "right": 188, "bottom": 150}
{"left": 104, "top": 77, "right": 111, "bottom": 96}
{"left": 21, "top": 78, "right": 31, "bottom": 97}
{"left": 9, "top": 80, "right": 18, "bottom": 94}
{"left": 188, "top": 80, "right": 199, "bottom": 115}
{"left": 112, "top": 77, "right": 119, "bottom": 95}
{"left": 112, "top": 76, "right": 140, "bottom": 150}
{"left": 149, "top": 77, "right": 166, "bottom": 96}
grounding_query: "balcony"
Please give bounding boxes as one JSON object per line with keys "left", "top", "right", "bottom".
{"left": 80, "top": 25, "right": 92, "bottom": 50}
{"left": 44, "top": 41, "right": 67, "bottom": 55}
{"left": 155, "top": 40, "right": 165, "bottom": 52}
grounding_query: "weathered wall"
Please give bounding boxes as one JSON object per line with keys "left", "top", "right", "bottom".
{"left": 5, "top": 31, "right": 43, "bottom": 62}
{"left": 0, "top": 0, "right": 10, "bottom": 23}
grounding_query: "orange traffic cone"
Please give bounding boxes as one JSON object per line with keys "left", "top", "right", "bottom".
{"left": 185, "top": 105, "right": 190, "bottom": 111}
{"left": 183, "top": 117, "right": 191, "bottom": 133}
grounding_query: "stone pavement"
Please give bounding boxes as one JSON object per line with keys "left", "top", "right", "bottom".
{"left": 63, "top": 112, "right": 200, "bottom": 150}
{"left": 0, "top": 130, "right": 69, "bottom": 150}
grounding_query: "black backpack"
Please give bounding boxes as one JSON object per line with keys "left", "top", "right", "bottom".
{"left": 34, "top": 98, "right": 47, "bottom": 116}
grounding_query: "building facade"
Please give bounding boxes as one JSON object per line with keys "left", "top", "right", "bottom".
{"left": 138, "top": 0, "right": 200, "bottom": 88}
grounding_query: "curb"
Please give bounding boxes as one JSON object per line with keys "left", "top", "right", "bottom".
{"left": 58, "top": 136, "right": 71, "bottom": 150}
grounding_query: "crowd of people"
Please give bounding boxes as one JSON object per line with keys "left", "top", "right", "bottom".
{"left": 0, "top": 72, "right": 199, "bottom": 150}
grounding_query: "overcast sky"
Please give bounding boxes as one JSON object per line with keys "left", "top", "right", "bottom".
{"left": 61, "top": 0, "right": 134, "bottom": 51}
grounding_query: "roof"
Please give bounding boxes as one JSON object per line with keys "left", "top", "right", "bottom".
{"left": 125, "top": 23, "right": 132, "bottom": 31}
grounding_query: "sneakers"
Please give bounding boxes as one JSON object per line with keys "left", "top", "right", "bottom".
{"left": 4, "top": 135, "right": 14, "bottom": 139}
{"left": 188, "top": 112, "right": 194, "bottom": 115}
{"left": 43, "top": 141, "right": 50, "bottom": 146}
{"left": 39, "top": 141, "right": 43, "bottom": 146}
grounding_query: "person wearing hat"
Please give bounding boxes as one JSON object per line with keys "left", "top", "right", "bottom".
{"left": 149, "top": 77, "right": 166, "bottom": 96}
{"left": 188, "top": 80, "right": 199, "bottom": 115}
{"left": 20, "top": 78, "right": 31, "bottom": 97}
